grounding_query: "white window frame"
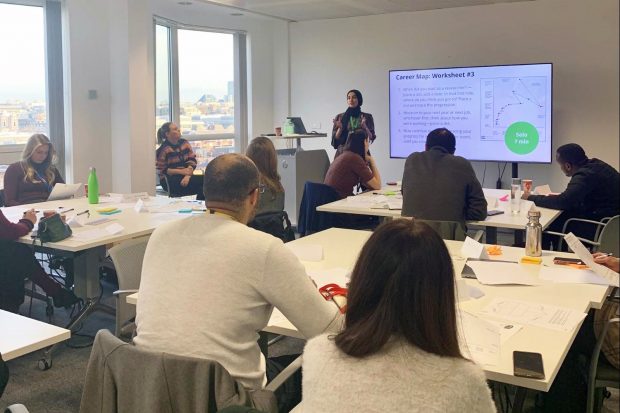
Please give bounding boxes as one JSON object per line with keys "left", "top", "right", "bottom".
{"left": 154, "top": 16, "right": 248, "bottom": 152}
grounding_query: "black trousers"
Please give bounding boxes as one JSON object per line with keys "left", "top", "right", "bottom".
{"left": 0, "top": 241, "right": 36, "bottom": 312}
{"left": 266, "top": 354, "right": 302, "bottom": 413}
{"left": 163, "top": 174, "right": 205, "bottom": 200}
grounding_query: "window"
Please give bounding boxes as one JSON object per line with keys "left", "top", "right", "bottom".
{"left": 155, "top": 19, "right": 246, "bottom": 169}
{"left": 0, "top": 3, "right": 47, "bottom": 146}
{"left": 0, "top": 0, "right": 64, "bottom": 186}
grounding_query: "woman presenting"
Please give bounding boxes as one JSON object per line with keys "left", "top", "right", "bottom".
{"left": 331, "top": 89, "right": 376, "bottom": 150}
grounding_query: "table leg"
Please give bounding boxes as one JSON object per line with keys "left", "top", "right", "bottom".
{"left": 513, "top": 229, "right": 524, "bottom": 247}
{"left": 41, "top": 246, "right": 113, "bottom": 368}
{"left": 486, "top": 227, "right": 498, "bottom": 244}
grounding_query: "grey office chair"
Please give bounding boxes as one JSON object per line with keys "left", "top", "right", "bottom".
{"left": 545, "top": 215, "right": 619, "bottom": 255}
{"left": 586, "top": 313, "right": 619, "bottom": 413}
{"left": 109, "top": 236, "right": 150, "bottom": 337}
{"left": 407, "top": 218, "right": 483, "bottom": 242}
{"left": 80, "top": 330, "right": 300, "bottom": 413}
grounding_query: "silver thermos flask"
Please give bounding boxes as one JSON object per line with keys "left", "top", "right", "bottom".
{"left": 525, "top": 209, "right": 543, "bottom": 257}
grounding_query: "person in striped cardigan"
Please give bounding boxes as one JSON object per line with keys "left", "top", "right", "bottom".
{"left": 156, "top": 122, "right": 205, "bottom": 200}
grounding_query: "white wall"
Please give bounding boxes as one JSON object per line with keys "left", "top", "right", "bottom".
{"left": 287, "top": 0, "right": 619, "bottom": 190}
{"left": 62, "top": 0, "right": 287, "bottom": 193}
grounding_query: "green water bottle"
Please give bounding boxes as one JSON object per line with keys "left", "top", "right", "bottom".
{"left": 87, "top": 167, "right": 99, "bottom": 204}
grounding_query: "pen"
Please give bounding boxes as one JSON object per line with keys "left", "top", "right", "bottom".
{"left": 61, "top": 208, "right": 74, "bottom": 213}
{"left": 77, "top": 210, "right": 89, "bottom": 216}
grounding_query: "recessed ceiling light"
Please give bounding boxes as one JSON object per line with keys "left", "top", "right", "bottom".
{"left": 230, "top": 12, "right": 244, "bottom": 16}
{"left": 178, "top": 1, "right": 192, "bottom": 5}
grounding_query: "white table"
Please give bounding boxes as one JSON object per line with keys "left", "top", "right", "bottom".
{"left": 265, "top": 229, "right": 609, "bottom": 394}
{"left": 126, "top": 227, "right": 610, "bottom": 396}
{"left": 1, "top": 196, "right": 194, "bottom": 362}
{"left": 0, "top": 310, "right": 70, "bottom": 364}
{"left": 317, "top": 188, "right": 562, "bottom": 244}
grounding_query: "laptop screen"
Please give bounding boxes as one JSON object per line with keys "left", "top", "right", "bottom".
{"left": 287, "top": 117, "right": 307, "bottom": 134}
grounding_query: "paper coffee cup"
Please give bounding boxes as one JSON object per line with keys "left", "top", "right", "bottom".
{"left": 523, "top": 179, "right": 533, "bottom": 192}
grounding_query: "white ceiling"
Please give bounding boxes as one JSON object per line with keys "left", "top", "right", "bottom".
{"left": 183, "top": 0, "right": 535, "bottom": 22}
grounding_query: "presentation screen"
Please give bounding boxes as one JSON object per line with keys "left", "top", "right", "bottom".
{"left": 389, "top": 63, "right": 552, "bottom": 163}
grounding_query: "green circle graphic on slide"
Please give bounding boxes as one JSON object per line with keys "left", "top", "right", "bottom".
{"left": 504, "top": 122, "right": 539, "bottom": 155}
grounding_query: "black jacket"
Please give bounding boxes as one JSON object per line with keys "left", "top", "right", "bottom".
{"left": 528, "top": 158, "right": 619, "bottom": 219}
{"left": 401, "top": 147, "right": 487, "bottom": 225}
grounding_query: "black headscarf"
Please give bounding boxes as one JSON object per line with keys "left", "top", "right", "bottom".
{"left": 338, "top": 89, "right": 363, "bottom": 147}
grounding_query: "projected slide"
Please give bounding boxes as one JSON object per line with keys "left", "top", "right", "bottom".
{"left": 389, "top": 63, "right": 552, "bottom": 163}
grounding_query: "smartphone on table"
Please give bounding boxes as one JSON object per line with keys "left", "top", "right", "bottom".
{"left": 553, "top": 257, "right": 584, "bottom": 265}
{"left": 513, "top": 351, "right": 545, "bottom": 379}
{"left": 487, "top": 210, "right": 504, "bottom": 216}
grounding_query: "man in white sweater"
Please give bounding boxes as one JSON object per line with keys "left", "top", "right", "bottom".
{"left": 134, "top": 154, "right": 341, "bottom": 407}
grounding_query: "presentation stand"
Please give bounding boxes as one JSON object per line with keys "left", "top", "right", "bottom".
{"left": 262, "top": 133, "right": 327, "bottom": 152}
{"left": 276, "top": 148, "right": 330, "bottom": 226}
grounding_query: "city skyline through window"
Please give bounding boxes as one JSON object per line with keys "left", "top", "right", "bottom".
{"left": 0, "top": 3, "right": 47, "bottom": 146}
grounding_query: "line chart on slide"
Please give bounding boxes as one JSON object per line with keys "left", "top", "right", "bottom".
{"left": 480, "top": 76, "right": 547, "bottom": 142}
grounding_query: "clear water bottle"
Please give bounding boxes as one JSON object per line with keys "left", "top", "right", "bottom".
{"left": 87, "top": 167, "right": 99, "bottom": 204}
{"left": 511, "top": 178, "right": 522, "bottom": 214}
{"left": 525, "top": 209, "right": 543, "bottom": 257}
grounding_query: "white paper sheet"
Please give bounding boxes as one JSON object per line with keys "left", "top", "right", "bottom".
{"left": 479, "top": 297, "right": 586, "bottom": 332}
{"left": 134, "top": 199, "right": 147, "bottom": 213}
{"left": 72, "top": 229, "right": 108, "bottom": 241}
{"left": 306, "top": 268, "right": 350, "bottom": 288}
{"left": 467, "top": 260, "right": 542, "bottom": 285}
{"left": 534, "top": 184, "right": 552, "bottom": 195}
{"left": 539, "top": 266, "right": 612, "bottom": 286}
{"left": 104, "top": 223, "right": 124, "bottom": 235}
{"left": 485, "top": 319, "right": 524, "bottom": 344}
{"left": 458, "top": 311, "right": 501, "bottom": 366}
{"left": 285, "top": 244, "right": 324, "bottom": 262}
{"left": 461, "top": 237, "right": 490, "bottom": 259}
{"left": 564, "top": 233, "right": 619, "bottom": 287}
{"left": 455, "top": 279, "right": 485, "bottom": 302}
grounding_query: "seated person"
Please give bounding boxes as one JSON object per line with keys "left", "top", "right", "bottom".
{"left": 401, "top": 128, "right": 487, "bottom": 227}
{"left": 3, "top": 134, "right": 64, "bottom": 206}
{"left": 135, "top": 153, "right": 341, "bottom": 412}
{"left": 324, "top": 130, "right": 381, "bottom": 198}
{"left": 245, "top": 136, "right": 284, "bottom": 214}
{"left": 155, "top": 122, "right": 205, "bottom": 200}
{"left": 299, "top": 219, "right": 495, "bottom": 412}
{"left": 0, "top": 209, "right": 79, "bottom": 312}
{"left": 523, "top": 143, "right": 619, "bottom": 244}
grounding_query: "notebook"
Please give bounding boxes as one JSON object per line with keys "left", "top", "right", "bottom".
{"left": 48, "top": 183, "right": 83, "bottom": 201}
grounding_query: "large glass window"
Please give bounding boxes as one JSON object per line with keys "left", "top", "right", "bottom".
{"left": 155, "top": 20, "right": 243, "bottom": 170}
{"left": 0, "top": 3, "right": 47, "bottom": 146}
{"left": 155, "top": 24, "right": 171, "bottom": 131}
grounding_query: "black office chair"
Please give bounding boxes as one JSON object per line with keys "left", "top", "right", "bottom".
{"left": 297, "top": 182, "right": 346, "bottom": 236}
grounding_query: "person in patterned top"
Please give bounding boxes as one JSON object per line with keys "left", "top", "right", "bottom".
{"left": 156, "top": 122, "right": 205, "bottom": 200}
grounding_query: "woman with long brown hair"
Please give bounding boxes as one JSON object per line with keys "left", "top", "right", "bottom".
{"left": 245, "top": 136, "right": 284, "bottom": 214}
{"left": 3, "top": 134, "right": 64, "bottom": 206}
{"left": 299, "top": 219, "right": 495, "bottom": 412}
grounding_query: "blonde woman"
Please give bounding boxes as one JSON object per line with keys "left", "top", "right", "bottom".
{"left": 245, "top": 137, "right": 284, "bottom": 214}
{"left": 3, "top": 134, "right": 64, "bottom": 206}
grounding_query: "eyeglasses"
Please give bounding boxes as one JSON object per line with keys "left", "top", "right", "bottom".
{"left": 249, "top": 183, "right": 265, "bottom": 195}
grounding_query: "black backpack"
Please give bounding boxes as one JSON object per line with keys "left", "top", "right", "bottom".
{"left": 248, "top": 211, "right": 295, "bottom": 243}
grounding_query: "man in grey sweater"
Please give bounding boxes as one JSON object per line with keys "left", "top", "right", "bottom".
{"left": 135, "top": 154, "right": 341, "bottom": 412}
{"left": 401, "top": 128, "right": 487, "bottom": 227}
